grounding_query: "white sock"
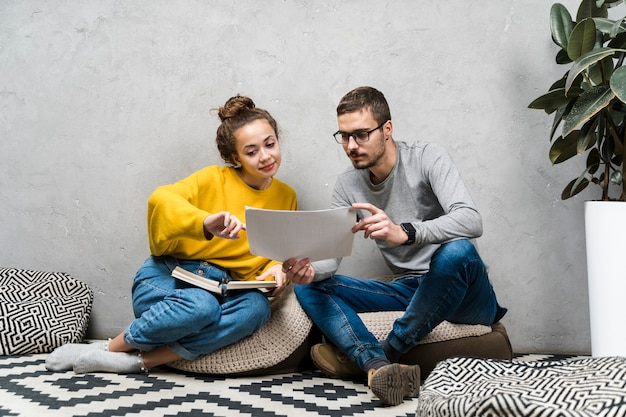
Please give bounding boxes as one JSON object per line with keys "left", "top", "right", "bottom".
{"left": 73, "top": 350, "right": 147, "bottom": 374}
{"left": 45, "top": 341, "right": 109, "bottom": 371}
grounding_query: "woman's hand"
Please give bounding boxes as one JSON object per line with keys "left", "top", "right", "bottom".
{"left": 203, "top": 212, "right": 245, "bottom": 240}
{"left": 281, "top": 257, "right": 315, "bottom": 285}
{"left": 256, "top": 263, "right": 289, "bottom": 296}
{"left": 255, "top": 258, "right": 315, "bottom": 297}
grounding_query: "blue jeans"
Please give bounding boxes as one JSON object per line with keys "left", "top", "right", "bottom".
{"left": 124, "top": 256, "right": 271, "bottom": 361}
{"left": 294, "top": 239, "right": 507, "bottom": 370}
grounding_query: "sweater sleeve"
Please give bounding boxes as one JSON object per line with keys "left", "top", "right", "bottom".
{"left": 147, "top": 175, "right": 210, "bottom": 256}
{"left": 412, "top": 144, "right": 482, "bottom": 246}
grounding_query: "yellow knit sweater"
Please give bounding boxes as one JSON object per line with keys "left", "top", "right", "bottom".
{"left": 147, "top": 165, "right": 297, "bottom": 281}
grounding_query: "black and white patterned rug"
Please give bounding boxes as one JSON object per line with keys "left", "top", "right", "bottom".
{"left": 0, "top": 353, "right": 586, "bottom": 417}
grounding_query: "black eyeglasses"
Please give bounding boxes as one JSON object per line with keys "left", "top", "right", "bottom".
{"left": 333, "top": 121, "right": 387, "bottom": 144}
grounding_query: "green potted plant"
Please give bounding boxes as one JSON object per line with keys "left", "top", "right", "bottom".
{"left": 528, "top": 0, "right": 626, "bottom": 357}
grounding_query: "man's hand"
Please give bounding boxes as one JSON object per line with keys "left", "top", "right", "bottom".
{"left": 351, "top": 202, "right": 409, "bottom": 246}
{"left": 203, "top": 212, "right": 245, "bottom": 240}
{"left": 281, "top": 257, "right": 315, "bottom": 285}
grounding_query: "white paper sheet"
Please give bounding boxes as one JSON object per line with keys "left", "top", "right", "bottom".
{"left": 245, "top": 206, "right": 356, "bottom": 262}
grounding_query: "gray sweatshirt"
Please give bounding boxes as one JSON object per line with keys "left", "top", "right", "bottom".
{"left": 313, "top": 140, "right": 482, "bottom": 280}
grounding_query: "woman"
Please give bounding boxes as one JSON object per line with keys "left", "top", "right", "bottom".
{"left": 46, "top": 95, "right": 297, "bottom": 373}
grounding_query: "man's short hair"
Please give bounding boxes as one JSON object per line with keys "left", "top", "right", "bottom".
{"left": 336, "top": 86, "right": 392, "bottom": 125}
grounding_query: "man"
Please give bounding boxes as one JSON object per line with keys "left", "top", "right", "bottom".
{"left": 285, "top": 86, "right": 507, "bottom": 406}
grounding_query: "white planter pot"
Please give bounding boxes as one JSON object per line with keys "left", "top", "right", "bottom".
{"left": 584, "top": 201, "right": 626, "bottom": 357}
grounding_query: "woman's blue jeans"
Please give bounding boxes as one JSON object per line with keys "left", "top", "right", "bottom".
{"left": 123, "top": 256, "right": 271, "bottom": 361}
{"left": 294, "top": 239, "right": 507, "bottom": 370}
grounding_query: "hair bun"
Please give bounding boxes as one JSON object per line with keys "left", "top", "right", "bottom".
{"left": 218, "top": 95, "right": 256, "bottom": 122}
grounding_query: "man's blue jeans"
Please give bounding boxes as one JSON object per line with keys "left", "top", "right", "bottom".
{"left": 124, "top": 256, "right": 271, "bottom": 361}
{"left": 294, "top": 239, "right": 507, "bottom": 370}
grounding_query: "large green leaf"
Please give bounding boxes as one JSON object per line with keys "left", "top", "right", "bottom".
{"left": 610, "top": 65, "right": 626, "bottom": 103}
{"left": 577, "top": 117, "right": 598, "bottom": 154}
{"left": 568, "top": 18, "right": 598, "bottom": 60}
{"left": 561, "top": 176, "right": 590, "bottom": 199}
{"left": 551, "top": 107, "right": 567, "bottom": 140}
{"left": 593, "top": 17, "right": 626, "bottom": 36}
{"left": 550, "top": 132, "right": 580, "bottom": 164}
{"left": 589, "top": 56, "right": 615, "bottom": 85}
{"left": 587, "top": 148, "right": 601, "bottom": 175}
{"left": 611, "top": 169, "right": 623, "bottom": 185}
{"left": 565, "top": 47, "right": 625, "bottom": 92}
{"left": 608, "top": 31, "right": 626, "bottom": 48}
{"left": 563, "top": 86, "right": 615, "bottom": 136}
{"left": 556, "top": 48, "right": 573, "bottom": 64}
{"left": 528, "top": 88, "right": 574, "bottom": 112}
{"left": 551, "top": 74, "right": 568, "bottom": 90}
{"left": 551, "top": 3, "right": 574, "bottom": 50}
{"left": 571, "top": 167, "right": 595, "bottom": 197}
{"left": 577, "top": 0, "right": 608, "bottom": 21}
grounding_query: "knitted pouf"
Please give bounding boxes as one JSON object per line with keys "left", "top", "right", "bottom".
{"left": 359, "top": 311, "right": 492, "bottom": 343}
{"left": 0, "top": 267, "right": 93, "bottom": 355}
{"left": 360, "top": 311, "right": 512, "bottom": 379}
{"left": 168, "top": 284, "right": 313, "bottom": 376}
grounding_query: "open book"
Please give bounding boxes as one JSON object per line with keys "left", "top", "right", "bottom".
{"left": 171, "top": 266, "right": 277, "bottom": 295}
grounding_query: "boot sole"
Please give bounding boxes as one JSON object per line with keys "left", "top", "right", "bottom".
{"left": 369, "top": 363, "right": 420, "bottom": 406}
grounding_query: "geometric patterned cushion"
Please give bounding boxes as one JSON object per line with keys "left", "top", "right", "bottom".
{"left": 168, "top": 284, "right": 313, "bottom": 375}
{"left": 0, "top": 268, "right": 93, "bottom": 355}
{"left": 417, "top": 356, "right": 626, "bottom": 416}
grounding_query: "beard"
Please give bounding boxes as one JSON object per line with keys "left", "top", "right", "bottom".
{"left": 348, "top": 139, "right": 386, "bottom": 170}
{"left": 350, "top": 154, "right": 376, "bottom": 170}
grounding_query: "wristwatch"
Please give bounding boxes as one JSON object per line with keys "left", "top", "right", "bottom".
{"left": 400, "top": 223, "right": 416, "bottom": 246}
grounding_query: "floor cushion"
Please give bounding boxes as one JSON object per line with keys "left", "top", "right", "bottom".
{"left": 417, "top": 356, "right": 626, "bottom": 416}
{"left": 360, "top": 310, "right": 512, "bottom": 378}
{"left": 0, "top": 267, "right": 93, "bottom": 355}
{"left": 168, "top": 285, "right": 512, "bottom": 378}
{"left": 168, "top": 284, "right": 313, "bottom": 376}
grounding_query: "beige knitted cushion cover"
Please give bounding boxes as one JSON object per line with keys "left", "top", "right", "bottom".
{"left": 358, "top": 311, "right": 491, "bottom": 344}
{"left": 168, "top": 284, "right": 312, "bottom": 374}
{"left": 359, "top": 275, "right": 492, "bottom": 344}
{"left": 169, "top": 283, "right": 491, "bottom": 374}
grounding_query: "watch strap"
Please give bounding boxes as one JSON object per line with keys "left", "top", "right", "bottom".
{"left": 400, "top": 222, "right": 416, "bottom": 246}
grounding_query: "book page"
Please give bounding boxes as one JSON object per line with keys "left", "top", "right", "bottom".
{"left": 226, "top": 280, "right": 277, "bottom": 290}
{"left": 171, "top": 267, "right": 222, "bottom": 294}
{"left": 245, "top": 206, "right": 356, "bottom": 262}
{"left": 171, "top": 266, "right": 277, "bottom": 294}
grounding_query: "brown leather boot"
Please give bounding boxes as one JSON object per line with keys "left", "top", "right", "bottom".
{"left": 310, "top": 343, "right": 366, "bottom": 379}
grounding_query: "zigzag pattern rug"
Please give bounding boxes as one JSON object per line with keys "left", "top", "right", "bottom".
{"left": 0, "top": 353, "right": 587, "bottom": 417}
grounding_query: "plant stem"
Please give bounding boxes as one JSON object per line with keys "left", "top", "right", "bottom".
{"left": 600, "top": 114, "right": 610, "bottom": 201}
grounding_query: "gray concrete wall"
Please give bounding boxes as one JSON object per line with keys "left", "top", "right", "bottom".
{"left": 1, "top": 0, "right": 591, "bottom": 354}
